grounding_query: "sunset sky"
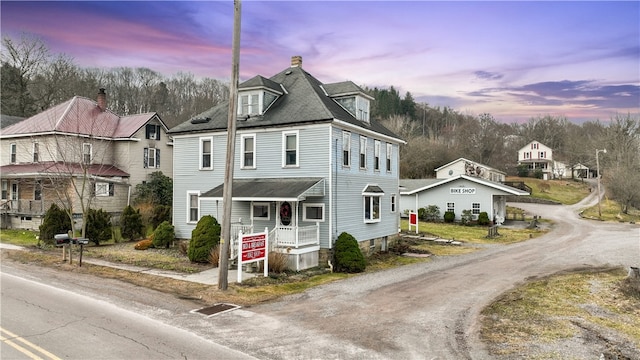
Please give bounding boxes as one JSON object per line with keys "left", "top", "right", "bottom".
{"left": 2, "top": 1, "right": 639, "bottom": 123}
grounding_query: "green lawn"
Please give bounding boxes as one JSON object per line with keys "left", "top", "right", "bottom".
{"left": 400, "top": 219, "right": 547, "bottom": 244}
{"left": 508, "top": 176, "right": 591, "bottom": 205}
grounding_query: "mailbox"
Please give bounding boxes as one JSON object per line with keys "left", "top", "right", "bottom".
{"left": 73, "top": 238, "right": 89, "bottom": 245}
{"left": 54, "top": 234, "right": 70, "bottom": 246}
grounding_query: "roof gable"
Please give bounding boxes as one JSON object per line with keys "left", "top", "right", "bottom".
{"left": 400, "top": 175, "right": 529, "bottom": 196}
{"left": 1, "top": 96, "right": 164, "bottom": 140}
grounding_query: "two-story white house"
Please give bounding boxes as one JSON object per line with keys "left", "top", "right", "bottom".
{"left": 169, "top": 56, "right": 404, "bottom": 270}
{"left": 0, "top": 89, "right": 173, "bottom": 230}
{"left": 517, "top": 140, "right": 567, "bottom": 179}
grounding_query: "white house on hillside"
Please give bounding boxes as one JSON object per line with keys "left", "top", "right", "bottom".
{"left": 517, "top": 141, "right": 567, "bottom": 179}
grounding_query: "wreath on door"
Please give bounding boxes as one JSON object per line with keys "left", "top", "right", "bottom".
{"left": 280, "top": 202, "right": 292, "bottom": 226}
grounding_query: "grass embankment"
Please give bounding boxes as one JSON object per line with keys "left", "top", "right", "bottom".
{"left": 581, "top": 197, "right": 640, "bottom": 223}
{"left": 481, "top": 267, "right": 640, "bottom": 358}
{"left": 507, "top": 176, "right": 591, "bottom": 205}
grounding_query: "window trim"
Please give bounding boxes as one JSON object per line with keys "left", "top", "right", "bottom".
{"left": 199, "top": 137, "right": 213, "bottom": 170}
{"left": 251, "top": 202, "right": 270, "bottom": 220}
{"left": 32, "top": 142, "right": 39, "bottom": 163}
{"left": 238, "top": 91, "right": 261, "bottom": 116}
{"left": 241, "top": 134, "right": 256, "bottom": 169}
{"left": 364, "top": 195, "right": 381, "bottom": 223}
{"left": 187, "top": 191, "right": 200, "bottom": 224}
{"left": 95, "top": 182, "right": 114, "bottom": 197}
{"left": 386, "top": 143, "right": 392, "bottom": 172}
{"left": 145, "top": 147, "right": 158, "bottom": 168}
{"left": 303, "top": 203, "right": 325, "bottom": 222}
{"left": 10, "top": 143, "right": 16, "bottom": 163}
{"left": 374, "top": 140, "right": 381, "bottom": 171}
{"left": 282, "top": 130, "right": 299, "bottom": 167}
{"left": 359, "top": 136, "right": 367, "bottom": 170}
{"left": 342, "top": 131, "right": 351, "bottom": 167}
{"left": 82, "top": 143, "right": 92, "bottom": 164}
{"left": 472, "top": 202, "right": 481, "bottom": 215}
{"left": 390, "top": 194, "right": 396, "bottom": 213}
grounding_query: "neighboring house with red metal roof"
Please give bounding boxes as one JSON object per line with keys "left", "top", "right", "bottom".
{"left": 0, "top": 89, "right": 173, "bottom": 231}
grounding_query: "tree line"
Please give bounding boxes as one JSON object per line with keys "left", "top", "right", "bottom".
{"left": 2, "top": 33, "right": 638, "bottom": 213}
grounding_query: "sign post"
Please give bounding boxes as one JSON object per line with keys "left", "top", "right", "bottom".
{"left": 409, "top": 211, "right": 418, "bottom": 234}
{"left": 237, "top": 228, "right": 268, "bottom": 283}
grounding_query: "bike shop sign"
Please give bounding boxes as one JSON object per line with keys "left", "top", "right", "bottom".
{"left": 450, "top": 187, "right": 476, "bottom": 195}
{"left": 237, "top": 228, "right": 269, "bottom": 283}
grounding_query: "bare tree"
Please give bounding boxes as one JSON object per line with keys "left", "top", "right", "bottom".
{"left": 602, "top": 114, "right": 640, "bottom": 213}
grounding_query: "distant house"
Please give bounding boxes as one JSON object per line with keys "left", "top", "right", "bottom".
{"left": 0, "top": 89, "right": 173, "bottom": 230}
{"left": 399, "top": 175, "right": 529, "bottom": 224}
{"left": 435, "top": 158, "right": 506, "bottom": 182}
{"left": 517, "top": 141, "right": 566, "bottom": 180}
{"left": 168, "top": 56, "right": 404, "bottom": 270}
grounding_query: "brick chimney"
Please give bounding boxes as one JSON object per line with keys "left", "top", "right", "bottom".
{"left": 97, "top": 88, "right": 107, "bottom": 111}
{"left": 291, "top": 55, "right": 302, "bottom": 68}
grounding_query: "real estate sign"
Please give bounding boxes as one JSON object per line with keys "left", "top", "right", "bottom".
{"left": 237, "top": 228, "right": 269, "bottom": 283}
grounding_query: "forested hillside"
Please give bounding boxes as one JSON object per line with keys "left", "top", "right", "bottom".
{"left": 3, "top": 35, "right": 638, "bottom": 212}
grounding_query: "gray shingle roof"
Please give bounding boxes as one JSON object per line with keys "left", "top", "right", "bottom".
{"left": 169, "top": 65, "right": 401, "bottom": 141}
{"left": 201, "top": 177, "right": 324, "bottom": 201}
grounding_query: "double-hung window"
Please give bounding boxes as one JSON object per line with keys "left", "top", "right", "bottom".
{"left": 359, "top": 136, "right": 367, "bottom": 169}
{"left": 447, "top": 202, "right": 455, "bottom": 213}
{"left": 240, "top": 93, "right": 260, "bottom": 116}
{"left": 200, "top": 137, "right": 213, "bottom": 170}
{"left": 1, "top": 180, "right": 7, "bottom": 200}
{"left": 472, "top": 203, "right": 481, "bottom": 215}
{"left": 188, "top": 192, "right": 199, "bottom": 223}
{"left": 363, "top": 185, "right": 383, "bottom": 223}
{"left": 144, "top": 148, "right": 159, "bottom": 168}
{"left": 82, "top": 143, "right": 92, "bottom": 164}
{"left": 390, "top": 194, "right": 396, "bottom": 213}
{"left": 303, "top": 203, "right": 324, "bottom": 222}
{"left": 386, "top": 143, "right": 392, "bottom": 172}
{"left": 283, "top": 131, "right": 298, "bottom": 167}
{"left": 342, "top": 131, "right": 351, "bottom": 167}
{"left": 374, "top": 140, "right": 381, "bottom": 171}
{"left": 10, "top": 143, "right": 16, "bottom": 163}
{"left": 241, "top": 134, "right": 256, "bottom": 169}
{"left": 95, "top": 182, "right": 114, "bottom": 197}
{"left": 33, "top": 142, "right": 39, "bottom": 162}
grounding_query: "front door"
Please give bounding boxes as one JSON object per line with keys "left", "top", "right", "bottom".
{"left": 278, "top": 201, "right": 295, "bottom": 226}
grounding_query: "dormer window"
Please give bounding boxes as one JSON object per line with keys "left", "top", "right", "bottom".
{"left": 238, "top": 90, "right": 279, "bottom": 117}
{"left": 335, "top": 95, "right": 370, "bottom": 123}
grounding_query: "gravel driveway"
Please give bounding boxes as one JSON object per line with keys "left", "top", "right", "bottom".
{"left": 188, "top": 189, "right": 639, "bottom": 359}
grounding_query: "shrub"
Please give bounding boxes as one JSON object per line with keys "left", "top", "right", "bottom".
{"left": 533, "top": 169, "right": 544, "bottom": 179}
{"left": 444, "top": 211, "right": 455, "bottom": 223}
{"left": 152, "top": 221, "right": 175, "bottom": 248}
{"left": 188, "top": 215, "right": 220, "bottom": 263}
{"left": 268, "top": 251, "right": 289, "bottom": 273}
{"left": 478, "top": 211, "right": 490, "bottom": 226}
{"left": 85, "top": 208, "right": 112, "bottom": 245}
{"left": 134, "top": 239, "right": 153, "bottom": 250}
{"left": 424, "top": 205, "right": 441, "bottom": 222}
{"left": 417, "top": 207, "right": 427, "bottom": 220}
{"left": 209, "top": 244, "right": 221, "bottom": 267}
{"left": 333, "top": 232, "right": 366, "bottom": 273}
{"left": 39, "top": 203, "right": 72, "bottom": 244}
{"left": 516, "top": 164, "right": 529, "bottom": 177}
{"left": 121, "top": 205, "right": 144, "bottom": 241}
{"left": 134, "top": 171, "right": 173, "bottom": 206}
{"left": 178, "top": 240, "right": 189, "bottom": 255}
{"left": 151, "top": 204, "right": 172, "bottom": 230}
{"left": 461, "top": 210, "right": 473, "bottom": 226}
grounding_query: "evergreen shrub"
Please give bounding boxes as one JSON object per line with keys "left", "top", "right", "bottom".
{"left": 188, "top": 215, "right": 220, "bottom": 263}
{"left": 333, "top": 232, "right": 366, "bottom": 273}
{"left": 151, "top": 204, "right": 172, "bottom": 230}
{"left": 39, "top": 203, "right": 71, "bottom": 244}
{"left": 121, "top": 205, "right": 144, "bottom": 241}
{"left": 152, "top": 221, "right": 175, "bottom": 248}
{"left": 85, "top": 208, "right": 112, "bottom": 245}
{"left": 478, "top": 211, "right": 491, "bottom": 226}
{"left": 461, "top": 210, "right": 473, "bottom": 226}
{"left": 444, "top": 211, "right": 455, "bottom": 223}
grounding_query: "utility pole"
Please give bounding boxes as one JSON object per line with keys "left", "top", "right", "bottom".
{"left": 219, "top": 0, "right": 241, "bottom": 290}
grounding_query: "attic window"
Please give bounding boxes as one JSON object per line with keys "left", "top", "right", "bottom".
{"left": 238, "top": 90, "right": 278, "bottom": 117}
{"left": 336, "top": 96, "right": 370, "bottom": 123}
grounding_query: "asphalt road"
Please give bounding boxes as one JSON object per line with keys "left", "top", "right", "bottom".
{"left": 2, "top": 188, "right": 638, "bottom": 359}
{"left": 0, "top": 270, "right": 255, "bottom": 360}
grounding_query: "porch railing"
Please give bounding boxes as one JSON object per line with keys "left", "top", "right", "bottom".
{"left": 230, "top": 223, "right": 253, "bottom": 261}
{"left": 271, "top": 223, "right": 320, "bottom": 248}
{"left": 0, "top": 200, "right": 55, "bottom": 215}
